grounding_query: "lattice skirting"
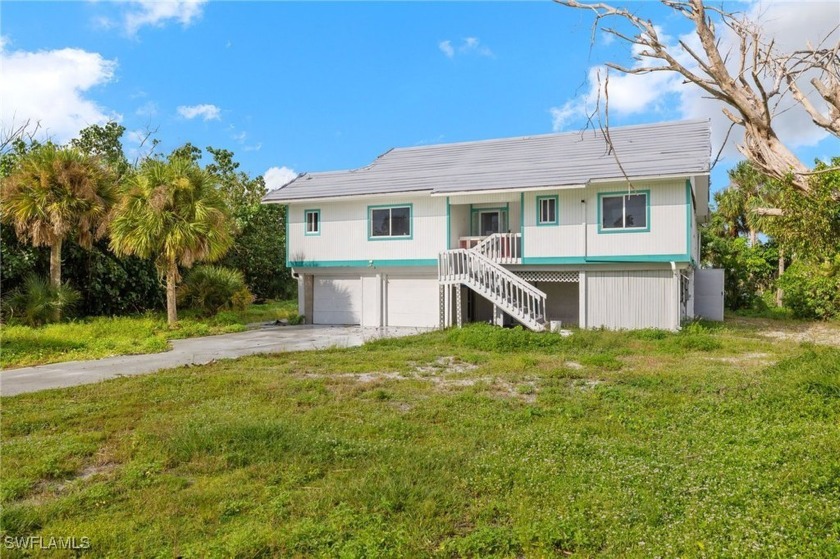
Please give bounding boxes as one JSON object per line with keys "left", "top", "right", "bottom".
{"left": 516, "top": 271, "right": 579, "bottom": 283}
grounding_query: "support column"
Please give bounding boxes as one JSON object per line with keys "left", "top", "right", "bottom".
{"left": 578, "top": 270, "right": 587, "bottom": 329}
{"left": 493, "top": 304, "right": 504, "bottom": 327}
{"left": 376, "top": 273, "right": 384, "bottom": 328}
{"left": 303, "top": 274, "right": 314, "bottom": 324}
{"left": 443, "top": 285, "right": 452, "bottom": 328}
{"left": 439, "top": 285, "right": 445, "bottom": 329}
{"left": 456, "top": 286, "right": 463, "bottom": 328}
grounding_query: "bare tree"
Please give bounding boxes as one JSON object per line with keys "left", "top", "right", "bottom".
{"left": 1, "top": 118, "right": 41, "bottom": 153}
{"left": 556, "top": 0, "right": 840, "bottom": 194}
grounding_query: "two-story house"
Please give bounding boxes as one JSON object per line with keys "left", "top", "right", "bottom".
{"left": 263, "top": 119, "right": 713, "bottom": 331}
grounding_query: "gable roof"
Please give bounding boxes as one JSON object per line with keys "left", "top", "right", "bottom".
{"left": 263, "top": 119, "right": 710, "bottom": 203}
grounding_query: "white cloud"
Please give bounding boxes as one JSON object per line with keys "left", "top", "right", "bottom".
{"left": 124, "top": 0, "right": 207, "bottom": 35}
{"left": 439, "top": 37, "right": 493, "bottom": 58}
{"left": 126, "top": 129, "right": 148, "bottom": 145}
{"left": 232, "top": 130, "right": 247, "bottom": 143}
{"left": 264, "top": 166, "right": 297, "bottom": 190}
{"left": 550, "top": 2, "right": 838, "bottom": 159}
{"left": 135, "top": 100, "right": 158, "bottom": 117}
{"left": 177, "top": 103, "right": 220, "bottom": 121}
{"left": 0, "top": 41, "right": 119, "bottom": 143}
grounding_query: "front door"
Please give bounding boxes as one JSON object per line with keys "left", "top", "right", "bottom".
{"left": 472, "top": 209, "right": 508, "bottom": 236}
{"left": 480, "top": 211, "right": 500, "bottom": 236}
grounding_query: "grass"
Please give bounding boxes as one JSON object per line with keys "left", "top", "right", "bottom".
{"left": 1, "top": 318, "right": 839, "bottom": 557}
{"left": 0, "top": 300, "right": 298, "bottom": 369}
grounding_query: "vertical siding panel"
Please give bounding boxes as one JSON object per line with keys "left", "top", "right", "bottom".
{"left": 586, "top": 270, "right": 677, "bottom": 330}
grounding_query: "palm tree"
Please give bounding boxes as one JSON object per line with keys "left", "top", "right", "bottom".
{"left": 1, "top": 143, "right": 116, "bottom": 288}
{"left": 109, "top": 158, "right": 233, "bottom": 325}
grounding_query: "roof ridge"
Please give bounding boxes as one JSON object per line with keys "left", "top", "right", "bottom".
{"left": 390, "top": 118, "right": 710, "bottom": 153}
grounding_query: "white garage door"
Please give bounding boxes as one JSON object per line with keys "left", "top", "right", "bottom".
{"left": 387, "top": 278, "right": 439, "bottom": 328}
{"left": 314, "top": 277, "right": 362, "bottom": 325}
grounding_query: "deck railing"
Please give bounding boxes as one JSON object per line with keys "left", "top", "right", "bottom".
{"left": 438, "top": 248, "right": 546, "bottom": 331}
{"left": 471, "top": 233, "right": 521, "bottom": 264}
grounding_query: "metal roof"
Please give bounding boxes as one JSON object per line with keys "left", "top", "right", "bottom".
{"left": 263, "top": 119, "right": 711, "bottom": 203}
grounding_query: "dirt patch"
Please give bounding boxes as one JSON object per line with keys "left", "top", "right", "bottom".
{"left": 301, "top": 371, "right": 407, "bottom": 383}
{"left": 571, "top": 379, "right": 604, "bottom": 390}
{"left": 18, "top": 462, "right": 119, "bottom": 505}
{"left": 298, "top": 357, "right": 537, "bottom": 402}
{"left": 729, "top": 317, "right": 840, "bottom": 348}
{"left": 707, "top": 352, "right": 776, "bottom": 367}
{"left": 760, "top": 326, "right": 840, "bottom": 347}
{"left": 410, "top": 356, "right": 479, "bottom": 375}
{"left": 424, "top": 375, "right": 538, "bottom": 403}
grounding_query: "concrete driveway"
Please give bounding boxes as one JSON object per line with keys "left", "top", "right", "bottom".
{"left": 1, "top": 325, "right": 429, "bottom": 397}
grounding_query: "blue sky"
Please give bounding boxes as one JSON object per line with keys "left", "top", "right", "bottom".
{"left": 1, "top": 1, "right": 837, "bottom": 193}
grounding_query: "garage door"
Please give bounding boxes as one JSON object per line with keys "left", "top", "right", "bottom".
{"left": 387, "top": 278, "right": 439, "bottom": 327}
{"left": 314, "top": 277, "right": 361, "bottom": 325}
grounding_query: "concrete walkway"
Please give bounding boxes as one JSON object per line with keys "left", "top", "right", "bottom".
{"left": 1, "top": 325, "right": 428, "bottom": 397}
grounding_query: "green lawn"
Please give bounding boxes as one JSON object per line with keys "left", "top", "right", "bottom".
{"left": 0, "top": 300, "right": 298, "bottom": 369}
{"left": 1, "top": 320, "right": 839, "bottom": 557}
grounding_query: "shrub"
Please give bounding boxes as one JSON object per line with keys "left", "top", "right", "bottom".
{"left": 288, "top": 313, "right": 305, "bottom": 325}
{"left": 778, "top": 260, "right": 840, "bottom": 320}
{"left": 178, "top": 266, "right": 249, "bottom": 316}
{"left": 3, "top": 275, "right": 80, "bottom": 326}
{"left": 230, "top": 287, "right": 255, "bottom": 311}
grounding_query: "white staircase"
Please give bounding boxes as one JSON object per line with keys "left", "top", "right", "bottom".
{"left": 473, "top": 233, "right": 521, "bottom": 264}
{"left": 438, "top": 248, "right": 546, "bottom": 331}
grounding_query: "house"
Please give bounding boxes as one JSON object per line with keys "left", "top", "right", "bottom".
{"left": 262, "top": 119, "right": 714, "bottom": 331}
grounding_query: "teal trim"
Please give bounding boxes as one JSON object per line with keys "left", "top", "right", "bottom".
{"left": 446, "top": 196, "right": 451, "bottom": 249}
{"left": 367, "top": 203, "right": 414, "bottom": 241}
{"left": 519, "top": 192, "right": 525, "bottom": 258}
{"left": 289, "top": 258, "right": 436, "bottom": 268}
{"left": 285, "top": 205, "right": 291, "bottom": 268}
{"left": 505, "top": 202, "right": 510, "bottom": 231}
{"left": 597, "top": 189, "right": 651, "bottom": 234}
{"left": 303, "top": 208, "right": 321, "bottom": 236}
{"left": 685, "top": 180, "right": 692, "bottom": 259}
{"left": 536, "top": 195, "right": 559, "bottom": 226}
{"left": 522, "top": 253, "right": 691, "bottom": 265}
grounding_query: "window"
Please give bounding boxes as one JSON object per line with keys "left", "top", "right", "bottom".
{"left": 599, "top": 191, "right": 649, "bottom": 232}
{"left": 537, "top": 196, "right": 558, "bottom": 226}
{"left": 304, "top": 209, "right": 320, "bottom": 235}
{"left": 369, "top": 205, "right": 412, "bottom": 239}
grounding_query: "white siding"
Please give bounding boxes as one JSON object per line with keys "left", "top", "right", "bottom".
{"left": 586, "top": 270, "right": 679, "bottom": 330}
{"left": 386, "top": 276, "right": 439, "bottom": 327}
{"left": 449, "top": 203, "right": 470, "bottom": 249}
{"left": 522, "top": 189, "right": 586, "bottom": 258}
{"left": 522, "top": 180, "right": 691, "bottom": 260}
{"left": 288, "top": 194, "right": 447, "bottom": 264}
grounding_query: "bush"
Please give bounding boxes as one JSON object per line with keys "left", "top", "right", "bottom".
{"left": 3, "top": 276, "right": 80, "bottom": 326}
{"left": 178, "top": 266, "right": 249, "bottom": 316}
{"left": 778, "top": 260, "right": 840, "bottom": 320}
{"left": 1, "top": 230, "right": 164, "bottom": 317}
{"left": 230, "top": 287, "right": 255, "bottom": 311}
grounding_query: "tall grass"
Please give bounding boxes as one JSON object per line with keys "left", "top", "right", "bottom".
{"left": 1, "top": 300, "right": 297, "bottom": 368}
{"left": 1, "top": 322, "right": 838, "bottom": 556}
